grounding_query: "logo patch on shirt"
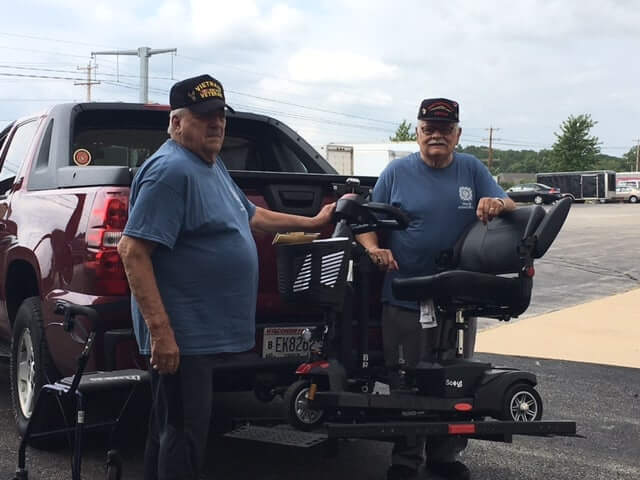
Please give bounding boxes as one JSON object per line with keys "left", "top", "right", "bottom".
{"left": 458, "top": 186, "right": 474, "bottom": 209}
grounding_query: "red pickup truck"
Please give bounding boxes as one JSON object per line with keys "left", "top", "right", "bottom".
{"left": 0, "top": 102, "right": 381, "bottom": 436}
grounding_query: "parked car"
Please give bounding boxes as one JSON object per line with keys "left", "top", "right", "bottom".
{"left": 506, "top": 183, "right": 563, "bottom": 205}
{"left": 613, "top": 186, "right": 640, "bottom": 203}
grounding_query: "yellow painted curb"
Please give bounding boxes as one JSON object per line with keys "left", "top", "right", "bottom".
{"left": 476, "top": 288, "right": 640, "bottom": 368}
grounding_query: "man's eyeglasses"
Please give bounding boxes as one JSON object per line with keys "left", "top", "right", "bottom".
{"left": 419, "top": 124, "right": 457, "bottom": 136}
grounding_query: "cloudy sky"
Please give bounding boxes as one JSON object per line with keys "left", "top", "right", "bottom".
{"left": 1, "top": 0, "right": 639, "bottom": 156}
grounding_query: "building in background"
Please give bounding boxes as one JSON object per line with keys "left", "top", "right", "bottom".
{"left": 315, "top": 142, "right": 416, "bottom": 176}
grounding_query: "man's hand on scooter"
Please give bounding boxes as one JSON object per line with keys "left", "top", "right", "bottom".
{"left": 309, "top": 202, "right": 336, "bottom": 230}
{"left": 476, "top": 197, "right": 505, "bottom": 224}
{"left": 366, "top": 247, "right": 398, "bottom": 271}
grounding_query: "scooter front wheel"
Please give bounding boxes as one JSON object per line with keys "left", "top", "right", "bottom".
{"left": 283, "top": 380, "right": 325, "bottom": 431}
{"left": 500, "top": 383, "right": 543, "bottom": 422}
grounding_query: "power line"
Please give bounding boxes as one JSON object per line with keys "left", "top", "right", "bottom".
{"left": 0, "top": 64, "right": 399, "bottom": 127}
{"left": 0, "top": 72, "right": 83, "bottom": 81}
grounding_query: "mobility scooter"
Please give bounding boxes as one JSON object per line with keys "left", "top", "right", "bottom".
{"left": 276, "top": 189, "right": 577, "bottom": 444}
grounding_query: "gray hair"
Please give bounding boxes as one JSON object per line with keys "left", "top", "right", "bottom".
{"left": 167, "top": 108, "right": 188, "bottom": 136}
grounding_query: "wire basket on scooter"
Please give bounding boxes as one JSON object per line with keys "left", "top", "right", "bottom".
{"left": 276, "top": 238, "right": 351, "bottom": 307}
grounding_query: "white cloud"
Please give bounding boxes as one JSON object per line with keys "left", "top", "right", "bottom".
{"left": 288, "top": 49, "right": 397, "bottom": 84}
{"left": 257, "top": 77, "right": 309, "bottom": 97}
{"left": 327, "top": 91, "right": 392, "bottom": 107}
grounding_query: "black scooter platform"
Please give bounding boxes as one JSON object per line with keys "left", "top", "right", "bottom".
{"left": 311, "top": 390, "right": 474, "bottom": 412}
{"left": 325, "top": 419, "right": 578, "bottom": 443}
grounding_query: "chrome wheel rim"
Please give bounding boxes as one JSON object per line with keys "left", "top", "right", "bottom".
{"left": 509, "top": 390, "right": 539, "bottom": 422}
{"left": 294, "top": 387, "right": 323, "bottom": 425}
{"left": 17, "top": 328, "right": 36, "bottom": 418}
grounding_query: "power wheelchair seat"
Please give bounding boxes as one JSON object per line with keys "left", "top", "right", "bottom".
{"left": 392, "top": 197, "right": 572, "bottom": 321}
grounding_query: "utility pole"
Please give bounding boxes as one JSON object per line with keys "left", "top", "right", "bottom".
{"left": 91, "top": 46, "right": 177, "bottom": 103}
{"left": 635, "top": 138, "right": 640, "bottom": 172}
{"left": 75, "top": 63, "right": 100, "bottom": 101}
{"left": 484, "top": 126, "right": 500, "bottom": 169}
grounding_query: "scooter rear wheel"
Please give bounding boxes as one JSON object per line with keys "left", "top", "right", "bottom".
{"left": 500, "top": 382, "right": 543, "bottom": 422}
{"left": 283, "top": 380, "right": 324, "bottom": 431}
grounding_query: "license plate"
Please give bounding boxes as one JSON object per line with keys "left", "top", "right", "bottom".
{"left": 262, "top": 327, "right": 312, "bottom": 359}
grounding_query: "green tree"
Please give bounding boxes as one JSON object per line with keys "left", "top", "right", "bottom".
{"left": 622, "top": 146, "right": 639, "bottom": 171}
{"left": 390, "top": 120, "right": 416, "bottom": 141}
{"left": 549, "top": 114, "right": 600, "bottom": 171}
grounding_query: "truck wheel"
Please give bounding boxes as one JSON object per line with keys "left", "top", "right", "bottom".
{"left": 10, "top": 297, "right": 61, "bottom": 446}
{"left": 629, "top": 196, "right": 638, "bottom": 204}
{"left": 106, "top": 449, "right": 123, "bottom": 480}
{"left": 533, "top": 195, "right": 543, "bottom": 205}
{"left": 283, "top": 380, "right": 324, "bottom": 431}
{"left": 500, "top": 383, "right": 543, "bottom": 422}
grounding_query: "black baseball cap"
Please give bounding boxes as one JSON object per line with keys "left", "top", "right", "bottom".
{"left": 169, "top": 74, "right": 235, "bottom": 113}
{"left": 417, "top": 98, "right": 459, "bottom": 122}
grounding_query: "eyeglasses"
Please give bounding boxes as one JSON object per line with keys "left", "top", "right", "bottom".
{"left": 419, "top": 124, "right": 457, "bottom": 136}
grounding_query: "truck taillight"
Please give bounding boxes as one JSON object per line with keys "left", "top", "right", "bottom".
{"left": 86, "top": 189, "right": 129, "bottom": 296}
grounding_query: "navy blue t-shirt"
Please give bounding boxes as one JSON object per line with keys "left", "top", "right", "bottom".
{"left": 124, "top": 139, "right": 258, "bottom": 355}
{"left": 372, "top": 152, "right": 507, "bottom": 310}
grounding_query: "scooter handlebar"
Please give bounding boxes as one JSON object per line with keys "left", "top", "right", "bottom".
{"left": 360, "top": 202, "right": 410, "bottom": 230}
{"left": 334, "top": 195, "right": 410, "bottom": 236}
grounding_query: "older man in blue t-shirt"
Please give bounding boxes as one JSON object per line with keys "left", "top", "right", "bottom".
{"left": 118, "top": 74, "right": 334, "bottom": 480}
{"left": 357, "top": 98, "right": 515, "bottom": 480}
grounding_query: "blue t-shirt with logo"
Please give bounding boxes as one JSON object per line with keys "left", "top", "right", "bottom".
{"left": 124, "top": 139, "right": 258, "bottom": 355}
{"left": 372, "top": 152, "right": 506, "bottom": 310}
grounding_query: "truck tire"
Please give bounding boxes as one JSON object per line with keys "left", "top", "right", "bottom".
{"left": 10, "top": 296, "right": 61, "bottom": 448}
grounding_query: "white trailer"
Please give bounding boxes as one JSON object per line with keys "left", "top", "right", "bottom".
{"left": 316, "top": 142, "right": 416, "bottom": 177}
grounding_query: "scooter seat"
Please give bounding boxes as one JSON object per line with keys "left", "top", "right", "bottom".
{"left": 392, "top": 270, "right": 532, "bottom": 317}
{"left": 59, "top": 369, "right": 150, "bottom": 393}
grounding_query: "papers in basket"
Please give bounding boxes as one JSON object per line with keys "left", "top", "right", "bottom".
{"left": 420, "top": 299, "right": 438, "bottom": 329}
{"left": 272, "top": 232, "right": 320, "bottom": 245}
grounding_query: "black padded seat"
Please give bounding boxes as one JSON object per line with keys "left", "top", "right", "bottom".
{"left": 393, "top": 271, "right": 532, "bottom": 317}
{"left": 60, "top": 369, "right": 149, "bottom": 394}
{"left": 391, "top": 198, "right": 571, "bottom": 319}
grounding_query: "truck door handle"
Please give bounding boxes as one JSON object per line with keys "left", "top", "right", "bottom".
{"left": 279, "top": 191, "right": 315, "bottom": 207}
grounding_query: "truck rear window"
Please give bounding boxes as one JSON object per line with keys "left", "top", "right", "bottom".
{"left": 71, "top": 109, "right": 314, "bottom": 173}
{"left": 72, "top": 109, "right": 169, "bottom": 168}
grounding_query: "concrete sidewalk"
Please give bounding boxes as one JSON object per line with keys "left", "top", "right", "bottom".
{"left": 476, "top": 288, "right": 640, "bottom": 369}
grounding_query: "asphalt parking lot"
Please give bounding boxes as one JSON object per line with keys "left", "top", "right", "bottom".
{"left": 0, "top": 202, "right": 638, "bottom": 480}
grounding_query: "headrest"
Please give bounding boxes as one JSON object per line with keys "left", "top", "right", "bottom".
{"left": 532, "top": 196, "right": 572, "bottom": 258}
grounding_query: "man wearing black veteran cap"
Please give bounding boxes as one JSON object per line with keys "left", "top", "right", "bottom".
{"left": 118, "top": 74, "right": 335, "bottom": 480}
{"left": 357, "top": 98, "right": 515, "bottom": 480}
